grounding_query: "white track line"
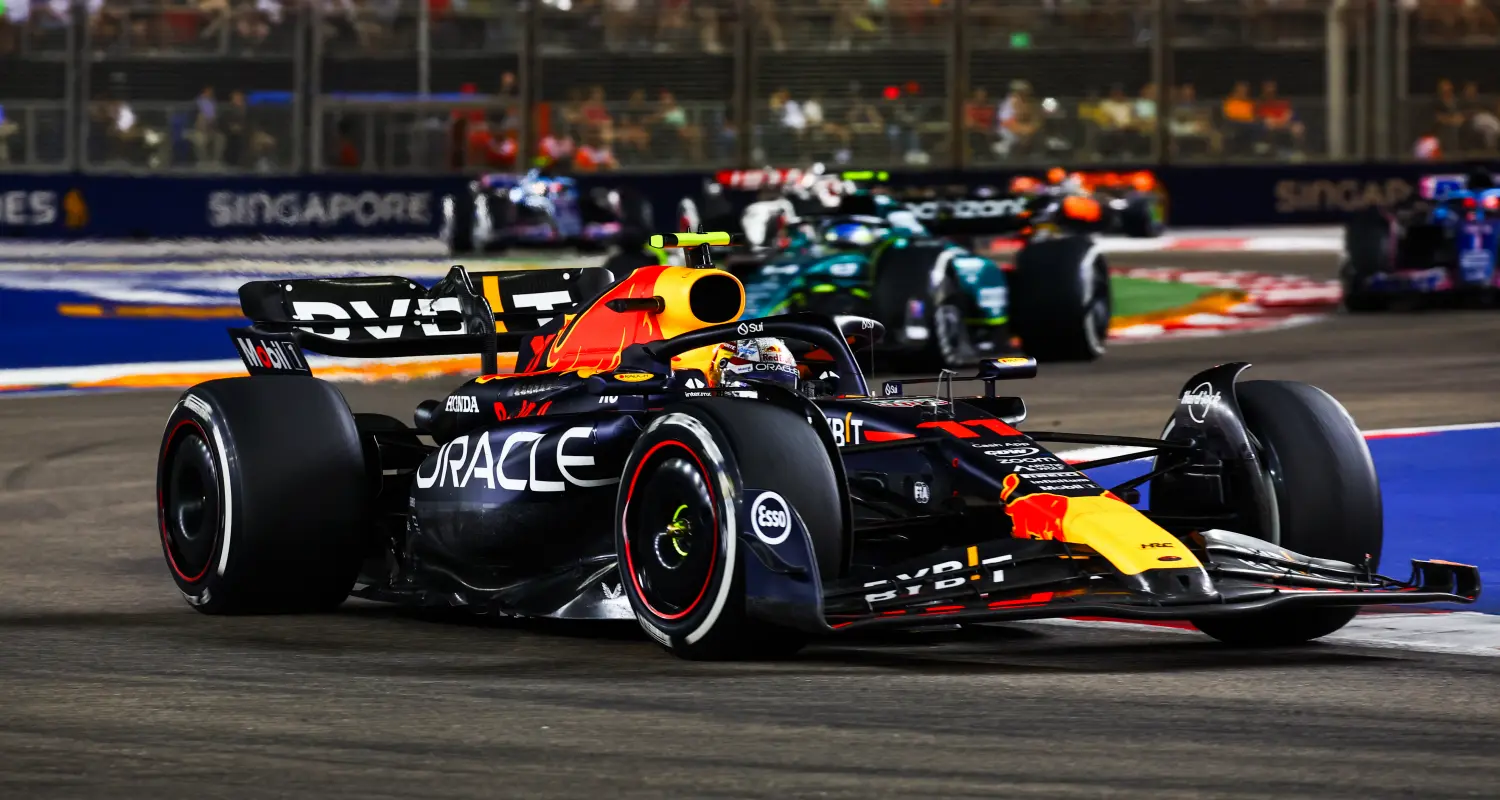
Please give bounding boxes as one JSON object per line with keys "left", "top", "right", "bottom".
{"left": 1030, "top": 613, "right": 1500, "bottom": 658}
{"left": 1058, "top": 421, "right": 1500, "bottom": 465}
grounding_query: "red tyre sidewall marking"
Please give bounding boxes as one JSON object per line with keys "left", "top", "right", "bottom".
{"left": 159, "top": 417, "right": 218, "bottom": 584}
{"left": 621, "top": 439, "right": 720, "bottom": 622}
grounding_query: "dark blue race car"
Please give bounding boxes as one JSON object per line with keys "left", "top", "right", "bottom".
{"left": 441, "top": 169, "right": 654, "bottom": 257}
{"left": 1343, "top": 169, "right": 1500, "bottom": 310}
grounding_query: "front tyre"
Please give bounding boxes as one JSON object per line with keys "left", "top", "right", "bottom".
{"left": 1009, "top": 236, "right": 1110, "bottom": 361}
{"left": 445, "top": 191, "right": 477, "bottom": 256}
{"left": 1190, "top": 380, "right": 1382, "bottom": 646}
{"left": 871, "top": 245, "right": 973, "bottom": 371}
{"left": 157, "top": 376, "right": 371, "bottom": 614}
{"left": 616, "top": 399, "right": 846, "bottom": 660}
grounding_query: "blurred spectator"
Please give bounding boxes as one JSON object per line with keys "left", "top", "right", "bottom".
{"left": 1256, "top": 80, "right": 1304, "bottom": 157}
{"left": 654, "top": 90, "right": 704, "bottom": 163}
{"left": 333, "top": 116, "right": 361, "bottom": 168}
{"left": 233, "top": 0, "right": 275, "bottom": 50}
{"left": 537, "top": 128, "right": 576, "bottom": 169}
{"left": 1095, "top": 84, "right": 1134, "bottom": 159}
{"left": 830, "top": 0, "right": 879, "bottom": 50}
{"left": 188, "top": 85, "right": 225, "bottom": 166}
{"left": 1460, "top": 81, "right": 1499, "bottom": 153}
{"left": 1432, "top": 79, "right": 1466, "bottom": 154}
{"left": 882, "top": 84, "right": 926, "bottom": 164}
{"left": 221, "top": 90, "right": 278, "bottom": 170}
{"left": 1169, "top": 83, "right": 1219, "bottom": 158}
{"left": 604, "top": 0, "right": 639, "bottom": 50}
{"left": 752, "top": 0, "right": 784, "bottom": 51}
{"left": 1221, "top": 81, "right": 1258, "bottom": 156}
{"left": 845, "top": 84, "right": 884, "bottom": 157}
{"left": 573, "top": 131, "right": 618, "bottom": 171}
{"left": 579, "top": 86, "right": 613, "bottom": 145}
{"left": 0, "top": 105, "right": 15, "bottom": 165}
{"left": 964, "top": 88, "right": 995, "bottom": 160}
{"left": 997, "top": 80, "right": 1039, "bottom": 158}
{"left": 615, "top": 89, "right": 652, "bottom": 161}
{"left": 1413, "top": 129, "right": 1443, "bottom": 160}
{"left": 1133, "top": 83, "right": 1158, "bottom": 155}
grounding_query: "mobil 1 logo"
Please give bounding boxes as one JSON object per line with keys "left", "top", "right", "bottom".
{"left": 229, "top": 329, "right": 310, "bottom": 375}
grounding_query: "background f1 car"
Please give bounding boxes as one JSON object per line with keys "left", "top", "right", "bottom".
{"left": 156, "top": 235, "right": 1479, "bottom": 660}
{"left": 679, "top": 176, "right": 1113, "bottom": 366}
{"left": 1342, "top": 169, "right": 1500, "bottom": 310}
{"left": 440, "top": 168, "right": 654, "bottom": 257}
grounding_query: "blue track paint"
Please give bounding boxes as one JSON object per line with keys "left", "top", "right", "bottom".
{"left": 1084, "top": 428, "right": 1500, "bottom": 612}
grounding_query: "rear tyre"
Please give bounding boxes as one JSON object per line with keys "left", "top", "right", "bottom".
{"left": 1119, "top": 196, "right": 1163, "bottom": 238}
{"left": 616, "top": 399, "right": 846, "bottom": 660}
{"left": 157, "top": 376, "right": 371, "bottom": 614}
{"left": 1009, "top": 236, "right": 1110, "bottom": 361}
{"left": 1190, "top": 380, "right": 1381, "bottom": 646}
{"left": 1341, "top": 212, "right": 1391, "bottom": 312}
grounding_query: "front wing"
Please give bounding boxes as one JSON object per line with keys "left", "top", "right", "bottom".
{"left": 740, "top": 490, "right": 1481, "bottom": 633}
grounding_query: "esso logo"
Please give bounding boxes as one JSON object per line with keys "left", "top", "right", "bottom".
{"left": 983, "top": 447, "right": 1039, "bottom": 457}
{"left": 750, "top": 492, "right": 792, "bottom": 545}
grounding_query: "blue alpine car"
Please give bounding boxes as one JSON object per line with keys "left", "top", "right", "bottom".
{"left": 1343, "top": 170, "right": 1500, "bottom": 310}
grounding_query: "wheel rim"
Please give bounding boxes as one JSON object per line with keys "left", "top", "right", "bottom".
{"left": 934, "top": 303, "right": 964, "bottom": 365}
{"left": 1083, "top": 262, "right": 1111, "bottom": 355}
{"left": 162, "top": 427, "right": 221, "bottom": 583}
{"left": 624, "top": 451, "right": 719, "bottom": 620}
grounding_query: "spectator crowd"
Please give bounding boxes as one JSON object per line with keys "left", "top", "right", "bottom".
{"left": 3, "top": 0, "right": 1500, "bottom": 169}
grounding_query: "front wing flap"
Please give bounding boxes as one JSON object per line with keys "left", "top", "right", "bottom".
{"left": 740, "top": 504, "right": 1480, "bottom": 633}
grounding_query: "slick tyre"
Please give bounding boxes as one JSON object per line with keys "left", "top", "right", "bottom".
{"left": 1190, "top": 380, "right": 1382, "bottom": 646}
{"left": 872, "top": 246, "right": 972, "bottom": 371}
{"left": 1119, "top": 197, "right": 1163, "bottom": 238}
{"left": 446, "top": 191, "right": 477, "bottom": 256}
{"left": 615, "top": 399, "right": 846, "bottom": 660}
{"left": 1009, "top": 236, "right": 1110, "bottom": 361}
{"left": 157, "top": 376, "right": 371, "bottom": 614}
{"left": 1341, "top": 212, "right": 1390, "bottom": 312}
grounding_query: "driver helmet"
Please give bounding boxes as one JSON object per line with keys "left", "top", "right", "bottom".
{"left": 823, "top": 221, "right": 877, "bottom": 250}
{"left": 708, "top": 338, "right": 799, "bottom": 392}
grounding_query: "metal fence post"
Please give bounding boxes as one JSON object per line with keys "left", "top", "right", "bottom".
{"left": 310, "top": 0, "right": 325, "bottom": 172}
{"left": 518, "top": 1, "right": 536, "bottom": 169}
{"left": 1327, "top": 0, "right": 1348, "bottom": 160}
{"left": 1394, "top": 2, "right": 1409, "bottom": 155}
{"left": 292, "top": 3, "right": 308, "bottom": 173}
{"left": 65, "top": 0, "right": 80, "bottom": 171}
{"left": 1152, "top": 0, "right": 1173, "bottom": 166}
{"left": 1372, "top": 0, "right": 1391, "bottom": 159}
{"left": 418, "top": 0, "right": 432, "bottom": 97}
{"left": 734, "top": 0, "right": 752, "bottom": 169}
{"left": 948, "top": 0, "right": 966, "bottom": 170}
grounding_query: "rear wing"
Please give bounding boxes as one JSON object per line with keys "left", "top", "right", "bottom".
{"left": 231, "top": 265, "right": 614, "bottom": 375}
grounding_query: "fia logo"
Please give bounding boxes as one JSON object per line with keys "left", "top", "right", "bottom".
{"left": 913, "top": 482, "right": 930, "bottom": 504}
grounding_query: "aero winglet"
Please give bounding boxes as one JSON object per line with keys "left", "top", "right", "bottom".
{"left": 649, "top": 232, "right": 745, "bottom": 249}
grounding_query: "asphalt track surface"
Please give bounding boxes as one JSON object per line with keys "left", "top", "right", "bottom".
{"left": 5, "top": 251, "right": 1500, "bottom": 799}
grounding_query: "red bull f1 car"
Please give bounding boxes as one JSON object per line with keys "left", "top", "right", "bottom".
{"left": 157, "top": 233, "right": 1479, "bottom": 659}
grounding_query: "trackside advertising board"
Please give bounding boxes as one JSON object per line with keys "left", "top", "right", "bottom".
{"left": 0, "top": 164, "right": 1493, "bottom": 238}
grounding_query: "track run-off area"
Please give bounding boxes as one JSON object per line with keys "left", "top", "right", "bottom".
{"left": 3, "top": 234, "right": 1500, "bottom": 799}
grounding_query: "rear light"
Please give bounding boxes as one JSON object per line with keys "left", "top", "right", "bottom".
{"left": 1463, "top": 196, "right": 1478, "bottom": 210}
{"left": 1484, "top": 195, "right": 1500, "bottom": 211}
